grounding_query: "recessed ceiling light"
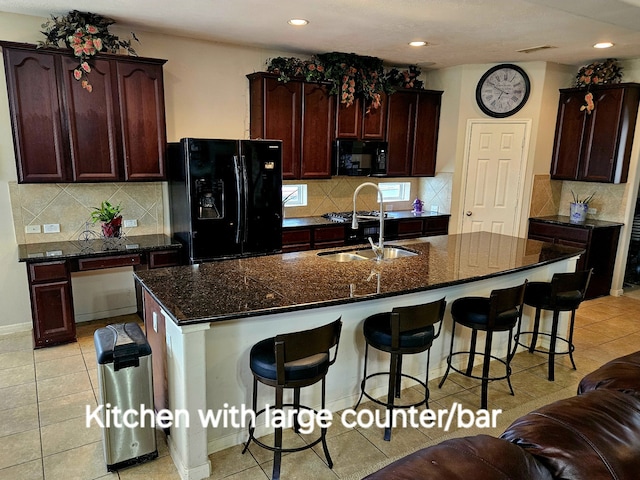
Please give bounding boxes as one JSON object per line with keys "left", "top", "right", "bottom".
{"left": 288, "top": 19, "right": 309, "bottom": 26}
{"left": 409, "top": 41, "right": 428, "bottom": 47}
{"left": 594, "top": 42, "right": 614, "bottom": 49}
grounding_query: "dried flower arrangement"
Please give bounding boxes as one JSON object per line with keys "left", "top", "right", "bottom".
{"left": 38, "top": 10, "right": 139, "bottom": 92}
{"left": 267, "top": 53, "right": 422, "bottom": 111}
{"left": 575, "top": 58, "right": 623, "bottom": 88}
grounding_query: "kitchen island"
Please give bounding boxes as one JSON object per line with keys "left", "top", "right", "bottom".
{"left": 134, "top": 232, "right": 583, "bottom": 480}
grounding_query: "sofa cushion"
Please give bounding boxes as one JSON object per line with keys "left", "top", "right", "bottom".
{"left": 501, "top": 389, "right": 640, "bottom": 480}
{"left": 578, "top": 351, "right": 640, "bottom": 396}
{"left": 363, "top": 434, "right": 553, "bottom": 480}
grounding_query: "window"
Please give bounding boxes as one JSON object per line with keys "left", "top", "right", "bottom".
{"left": 282, "top": 184, "right": 307, "bottom": 207}
{"left": 378, "top": 182, "right": 411, "bottom": 202}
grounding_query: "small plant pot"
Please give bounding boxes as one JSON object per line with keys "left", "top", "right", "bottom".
{"left": 101, "top": 217, "right": 122, "bottom": 238}
{"left": 569, "top": 202, "right": 588, "bottom": 224}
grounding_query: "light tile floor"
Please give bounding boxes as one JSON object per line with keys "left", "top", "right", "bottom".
{"left": 1, "top": 293, "right": 640, "bottom": 479}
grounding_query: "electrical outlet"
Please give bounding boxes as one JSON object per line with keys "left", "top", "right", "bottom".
{"left": 430, "top": 205, "right": 439, "bottom": 213}
{"left": 123, "top": 219, "right": 138, "bottom": 228}
{"left": 43, "top": 223, "right": 60, "bottom": 233}
{"left": 588, "top": 207, "right": 597, "bottom": 215}
{"left": 25, "top": 225, "right": 41, "bottom": 234}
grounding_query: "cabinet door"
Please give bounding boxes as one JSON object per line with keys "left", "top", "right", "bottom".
{"left": 411, "top": 91, "right": 441, "bottom": 176}
{"left": 336, "top": 95, "right": 387, "bottom": 140}
{"left": 336, "top": 97, "right": 362, "bottom": 139}
{"left": 386, "top": 91, "right": 414, "bottom": 176}
{"left": 550, "top": 91, "right": 586, "bottom": 180}
{"left": 61, "top": 57, "right": 121, "bottom": 181}
{"left": 300, "top": 82, "right": 334, "bottom": 178}
{"left": 362, "top": 93, "right": 387, "bottom": 140}
{"left": 2, "top": 48, "right": 69, "bottom": 182}
{"left": 581, "top": 88, "right": 625, "bottom": 182}
{"left": 116, "top": 61, "right": 167, "bottom": 180}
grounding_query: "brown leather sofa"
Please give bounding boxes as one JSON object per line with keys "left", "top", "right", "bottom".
{"left": 364, "top": 351, "right": 640, "bottom": 480}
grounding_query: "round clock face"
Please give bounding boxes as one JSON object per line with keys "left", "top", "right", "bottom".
{"left": 476, "top": 64, "right": 530, "bottom": 118}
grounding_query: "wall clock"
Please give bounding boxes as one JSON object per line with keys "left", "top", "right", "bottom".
{"left": 476, "top": 64, "right": 530, "bottom": 118}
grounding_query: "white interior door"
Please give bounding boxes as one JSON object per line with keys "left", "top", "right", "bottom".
{"left": 462, "top": 122, "right": 527, "bottom": 236}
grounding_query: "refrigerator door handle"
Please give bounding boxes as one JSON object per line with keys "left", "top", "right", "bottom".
{"left": 240, "top": 155, "right": 249, "bottom": 243}
{"left": 233, "top": 155, "right": 243, "bottom": 244}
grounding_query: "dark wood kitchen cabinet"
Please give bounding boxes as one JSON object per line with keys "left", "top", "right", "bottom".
{"left": 386, "top": 88, "right": 442, "bottom": 177}
{"left": 528, "top": 218, "right": 622, "bottom": 299}
{"left": 335, "top": 93, "right": 387, "bottom": 140}
{"left": 1, "top": 41, "right": 167, "bottom": 183}
{"left": 248, "top": 72, "right": 335, "bottom": 180}
{"left": 550, "top": 83, "right": 640, "bottom": 184}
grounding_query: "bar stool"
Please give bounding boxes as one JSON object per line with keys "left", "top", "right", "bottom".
{"left": 354, "top": 298, "right": 447, "bottom": 441}
{"left": 515, "top": 269, "right": 592, "bottom": 381}
{"left": 242, "top": 318, "right": 342, "bottom": 480}
{"left": 439, "top": 282, "right": 527, "bottom": 409}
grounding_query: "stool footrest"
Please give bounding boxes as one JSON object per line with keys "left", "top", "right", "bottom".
{"left": 446, "top": 351, "right": 512, "bottom": 382}
{"left": 516, "top": 331, "right": 575, "bottom": 356}
{"left": 358, "top": 372, "right": 429, "bottom": 410}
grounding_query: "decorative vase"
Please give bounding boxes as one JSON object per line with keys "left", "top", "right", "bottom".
{"left": 569, "top": 202, "right": 588, "bottom": 224}
{"left": 101, "top": 216, "right": 122, "bottom": 238}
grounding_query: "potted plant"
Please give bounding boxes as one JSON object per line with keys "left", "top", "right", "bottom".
{"left": 569, "top": 191, "right": 595, "bottom": 224}
{"left": 91, "top": 200, "right": 123, "bottom": 237}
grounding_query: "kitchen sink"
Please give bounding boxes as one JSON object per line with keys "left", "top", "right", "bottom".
{"left": 317, "top": 246, "right": 418, "bottom": 262}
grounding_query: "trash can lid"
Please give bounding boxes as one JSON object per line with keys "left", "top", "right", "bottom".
{"left": 94, "top": 322, "right": 151, "bottom": 366}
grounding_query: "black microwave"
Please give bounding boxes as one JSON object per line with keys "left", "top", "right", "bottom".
{"left": 333, "top": 140, "right": 387, "bottom": 176}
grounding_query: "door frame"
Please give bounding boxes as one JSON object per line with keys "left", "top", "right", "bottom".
{"left": 457, "top": 119, "right": 532, "bottom": 238}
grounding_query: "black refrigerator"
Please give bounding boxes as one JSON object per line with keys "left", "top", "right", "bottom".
{"left": 168, "top": 138, "right": 283, "bottom": 263}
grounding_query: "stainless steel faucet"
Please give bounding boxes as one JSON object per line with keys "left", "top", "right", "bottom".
{"left": 352, "top": 182, "right": 385, "bottom": 261}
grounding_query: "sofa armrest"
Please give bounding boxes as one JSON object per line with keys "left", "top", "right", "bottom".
{"left": 578, "top": 350, "right": 640, "bottom": 396}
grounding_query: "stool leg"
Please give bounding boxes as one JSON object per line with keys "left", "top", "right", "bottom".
{"left": 424, "top": 352, "right": 431, "bottom": 408}
{"left": 439, "top": 321, "right": 457, "bottom": 389}
{"left": 293, "top": 387, "right": 301, "bottom": 433}
{"left": 481, "top": 331, "right": 493, "bottom": 410}
{"left": 320, "top": 377, "right": 334, "bottom": 469}
{"left": 505, "top": 327, "right": 515, "bottom": 396}
{"left": 395, "top": 354, "right": 403, "bottom": 399}
{"left": 354, "top": 343, "right": 370, "bottom": 409}
{"left": 466, "top": 329, "right": 478, "bottom": 376}
{"left": 385, "top": 352, "right": 399, "bottom": 441}
{"left": 548, "top": 310, "right": 560, "bottom": 381}
{"left": 567, "top": 309, "right": 577, "bottom": 370}
{"left": 273, "top": 385, "right": 284, "bottom": 480}
{"left": 242, "top": 377, "right": 258, "bottom": 454}
{"left": 529, "top": 307, "right": 542, "bottom": 353}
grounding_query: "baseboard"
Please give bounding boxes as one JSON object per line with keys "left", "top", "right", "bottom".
{"left": 0, "top": 322, "right": 32, "bottom": 336}
{"left": 75, "top": 305, "right": 138, "bottom": 323}
{"left": 611, "top": 288, "right": 624, "bottom": 297}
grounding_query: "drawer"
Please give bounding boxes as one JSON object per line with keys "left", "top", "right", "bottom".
{"left": 313, "top": 225, "right": 345, "bottom": 242}
{"left": 528, "top": 221, "right": 590, "bottom": 244}
{"left": 77, "top": 254, "right": 142, "bottom": 271}
{"left": 29, "top": 261, "right": 68, "bottom": 283}
{"left": 397, "top": 219, "right": 424, "bottom": 235}
{"left": 149, "top": 250, "right": 181, "bottom": 269}
{"left": 423, "top": 216, "right": 450, "bottom": 234}
{"left": 282, "top": 228, "right": 312, "bottom": 245}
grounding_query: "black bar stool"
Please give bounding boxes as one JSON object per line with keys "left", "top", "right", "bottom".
{"left": 242, "top": 318, "right": 342, "bottom": 480}
{"left": 354, "top": 298, "right": 446, "bottom": 441}
{"left": 439, "top": 282, "right": 527, "bottom": 409}
{"left": 515, "top": 269, "right": 592, "bottom": 381}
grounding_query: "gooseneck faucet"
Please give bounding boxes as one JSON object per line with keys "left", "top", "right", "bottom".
{"left": 352, "top": 182, "right": 385, "bottom": 261}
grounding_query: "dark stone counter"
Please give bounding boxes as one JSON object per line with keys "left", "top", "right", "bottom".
{"left": 134, "top": 232, "right": 583, "bottom": 326}
{"left": 18, "top": 234, "right": 181, "bottom": 263}
{"left": 530, "top": 215, "right": 624, "bottom": 229}
{"left": 282, "top": 210, "right": 450, "bottom": 228}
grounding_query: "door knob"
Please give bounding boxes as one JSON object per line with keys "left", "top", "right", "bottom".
{"left": 465, "top": 211, "right": 472, "bottom": 216}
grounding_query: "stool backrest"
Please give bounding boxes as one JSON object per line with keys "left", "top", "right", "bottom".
{"left": 389, "top": 297, "right": 447, "bottom": 349}
{"left": 550, "top": 269, "right": 593, "bottom": 306}
{"left": 488, "top": 281, "right": 527, "bottom": 328}
{"left": 274, "top": 317, "right": 342, "bottom": 366}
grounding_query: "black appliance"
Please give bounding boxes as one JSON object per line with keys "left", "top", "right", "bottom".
{"left": 322, "top": 211, "right": 385, "bottom": 245}
{"left": 333, "top": 140, "right": 388, "bottom": 176}
{"left": 168, "top": 138, "right": 283, "bottom": 263}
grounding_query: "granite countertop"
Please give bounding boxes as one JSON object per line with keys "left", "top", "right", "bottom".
{"left": 283, "top": 211, "right": 450, "bottom": 228}
{"left": 530, "top": 215, "right": 624, "bottom": 229}
{"left": 134, "top": 232, "right": 583, "bottom": 326}
{"left": 18, "top": 234, "right": 181, "bottom": 263}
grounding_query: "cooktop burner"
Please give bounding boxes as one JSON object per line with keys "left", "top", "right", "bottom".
{"left": 322, "top": 211, "right": 386, "bottom": 223}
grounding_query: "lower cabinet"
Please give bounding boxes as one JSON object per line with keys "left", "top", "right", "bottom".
{"left": 28, "top": 261, "right": 76, "bottom": 348}
{"left": 143, "top": 290, "right": 168, "bottom": 414}
{"left": 282, "top": 228, "right": 312, "bottom": 252}
{"left": 527, "top": 219, "right": 621, "bottom": 299}
{"left": 313, "top": 225, "right": 346, "bottom": 249}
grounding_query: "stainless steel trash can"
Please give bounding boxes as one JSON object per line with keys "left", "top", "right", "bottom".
{"left": 94, "top": 322, "right": 158, "bottom": 471}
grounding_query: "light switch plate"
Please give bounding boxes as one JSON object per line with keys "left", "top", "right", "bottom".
{"left": 124, "top": 219, "right": 138, "bottom": 228}
{"left": 25, "top": 225, "right": 41, "bottom": 234}
{"left": 588, "top": 208, "right": 597, "bottom": 215}
{"left": 43, "top": 223, "right": 60, "bottom": 233}
{"left": 430, "top": 205, "right": 439, "bottom": 214}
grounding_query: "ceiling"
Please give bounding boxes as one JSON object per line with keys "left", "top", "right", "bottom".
{"left": 1, "top": 0, "right": 640, "bottom": 70}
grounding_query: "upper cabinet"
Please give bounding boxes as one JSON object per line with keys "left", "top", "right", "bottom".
{"left": 550, "top": 83, "right": 640, "bottom": 184}
{"left": 248, "top": 72, "right": 335, "bottom": 180}
{"left": 1, "top": 42, "right": 167, "bottom": 183}
{"left": 335, "top": 93, "right": 387, "bottom": 140}
{"left": 386, "top": 89, "right": 442, "bottom": 177}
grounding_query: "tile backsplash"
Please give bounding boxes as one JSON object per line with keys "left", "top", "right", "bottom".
{"left": 9, "top": 182, "right": 165, "bottom": 244}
